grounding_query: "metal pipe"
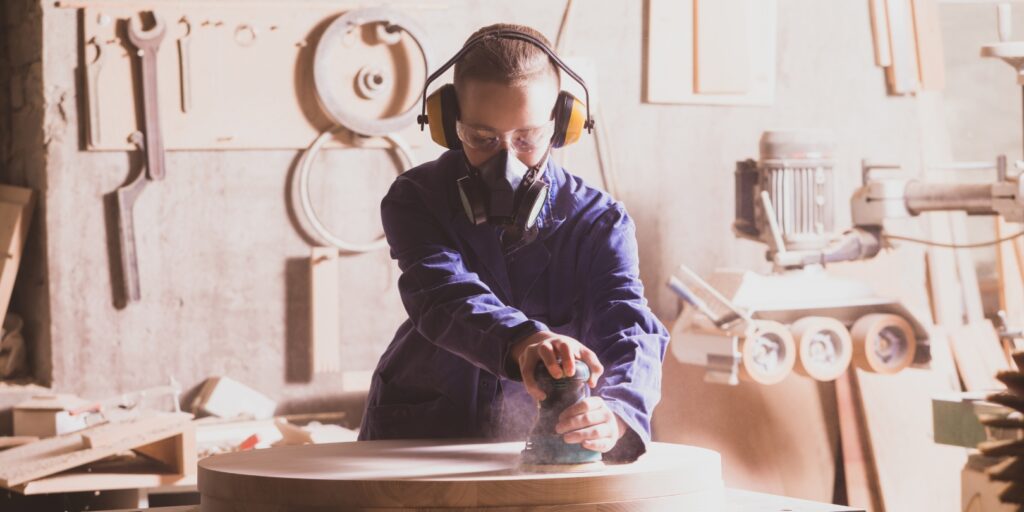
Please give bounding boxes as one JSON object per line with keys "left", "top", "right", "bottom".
{"left": 821, "top": 227, "right": 883, "bottom": 264}
{"left": 904, "top": 182, "right": 997, "bottom": 215}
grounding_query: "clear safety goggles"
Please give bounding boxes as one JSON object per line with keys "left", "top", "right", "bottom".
{"left": 455, "top": 119, "right": 555, "bottom": 154}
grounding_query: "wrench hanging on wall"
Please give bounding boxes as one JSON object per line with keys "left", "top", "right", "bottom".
{"left": 116, "top": 12, "right": 167, "bottom": 304}
{"left": 129, "top": 13, "right": 167, "bottom": 181}
{"left": 177, "top": 16, "right": 193, "bottom": 114}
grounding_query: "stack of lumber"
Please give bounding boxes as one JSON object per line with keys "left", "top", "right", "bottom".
{"left": 0, "top": 411, "right": 195, "bottom": 495}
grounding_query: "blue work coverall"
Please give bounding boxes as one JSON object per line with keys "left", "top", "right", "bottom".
{"left": 358, "top": 149, "right": 668, "bottom": 461}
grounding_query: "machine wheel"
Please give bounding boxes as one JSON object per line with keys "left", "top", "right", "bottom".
{"left": 790, "top": 316, "right": 853, "bottom": 382}
{"left": 739, "top": 320, "right": 796, "bottom": 385}
{"left": 850, "top": 313, "right": 917, "bottom": 374}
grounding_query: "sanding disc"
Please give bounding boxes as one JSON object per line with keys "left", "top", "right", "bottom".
{"left": 850, "top": 313, "right": 917, "bottom": 374}
{"left": 790, "top": 316, "right": 853, "bottom": 382}
{"left": 739, "top": 320, "right": 796, "bottom": 385}
{"left": 517, "top": 460, "right": 606, "bottom": 474}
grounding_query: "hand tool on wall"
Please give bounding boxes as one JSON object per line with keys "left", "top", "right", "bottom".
{"left": 116, "top": 131, "right": 147, "bottom": 303}
{"left": 128, "top": 12, "right": 167, "bottom": 181}
{"left": 116, "top": 12, "right": 166, "bottom": 303}
{"left": 86, "top": 37, "right": 107, "bottom": 147}
{"left": 520, "top": 360, "right": 603, "bottom": 472}
{"left": 177, "top": 16, "right": 193, "bottom": 113}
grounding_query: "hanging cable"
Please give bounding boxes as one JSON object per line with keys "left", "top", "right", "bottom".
{"left": 883, "top": 230, "right": 1024, "bottom": 249}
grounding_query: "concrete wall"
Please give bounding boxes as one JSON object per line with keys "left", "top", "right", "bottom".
{"left": 1, "top": 0, "right": 51, "bottom": 389}
{"left": 3, "top": 0, "right": 1022, "bottom": 501}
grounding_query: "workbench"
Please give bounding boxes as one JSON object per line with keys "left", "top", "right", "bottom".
{"left": 98, "top": 490, "right": 863, "bottom": 512}
{"left": 185, "top": 439, "right": 861, "bottom": 511}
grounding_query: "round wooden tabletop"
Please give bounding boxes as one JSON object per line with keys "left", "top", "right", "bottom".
{"left": 198, "top": 439, "right": 723, "bottom": 511}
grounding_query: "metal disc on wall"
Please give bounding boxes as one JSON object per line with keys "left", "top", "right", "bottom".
{"left": 312, "top": 8, "right": 431, "bottom": 137}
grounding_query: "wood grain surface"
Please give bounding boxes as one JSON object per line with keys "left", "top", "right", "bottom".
{"left": 198, "top": 439, "right": 723, "bottom": 510}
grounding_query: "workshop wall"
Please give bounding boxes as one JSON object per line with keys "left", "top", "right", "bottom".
{"left": 2, "top": 0, "right": 1019, "bottom": 501}
{"left": 1, "top": 0, "right": 51, "bottom": 392}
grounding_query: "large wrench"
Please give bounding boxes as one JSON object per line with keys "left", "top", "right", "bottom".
{"left": 127, "top": 13, "right": 166, "bottom": 180}
{"left": 116, "top": 132, "right": 147, "bottom": 303}
{"left": 115, "top": 13, "right": 165, "bottom": 303}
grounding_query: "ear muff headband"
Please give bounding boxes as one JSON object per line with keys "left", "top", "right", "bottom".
{"left": 416, "top": 30, "right": 595, "bottom": 137}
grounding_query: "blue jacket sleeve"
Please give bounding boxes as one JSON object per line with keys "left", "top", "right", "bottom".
{"left": 381, "top": 175, "right": 546, "bottom": 379}
{"left": 580, "top": 204, "right": 669, "bottom": 461}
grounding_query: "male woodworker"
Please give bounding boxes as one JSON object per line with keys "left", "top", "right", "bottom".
{"left": 359, "top": 23, "right": 668, "bottom": 461}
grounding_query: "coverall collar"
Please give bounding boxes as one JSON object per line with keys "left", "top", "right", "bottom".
{"left": 447, "top": 151, "right": 564, "bottom": 305}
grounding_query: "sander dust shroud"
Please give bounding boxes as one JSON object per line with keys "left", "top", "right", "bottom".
{"left": 520, "top": 360, "right": 605, "bottom": 473}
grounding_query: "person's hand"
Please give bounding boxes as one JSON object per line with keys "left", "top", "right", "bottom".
{"left": 509, "top": 330, "right": 603, "bottom": 401}
{"left": 555, "top": 396, "right": 627, "bottom": 453}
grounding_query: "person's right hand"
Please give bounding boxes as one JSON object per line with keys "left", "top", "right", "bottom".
{"left": 509, "top": 330, "right": 603, "bottom": 401}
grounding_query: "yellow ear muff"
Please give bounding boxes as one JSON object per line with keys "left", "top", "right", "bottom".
{"left": 551, "top": 91, "right": 587, "bottom": 148}
{"left": 562, "top": 96, "right": 587, "bottom": 147}
{"left": 425, "top": 84, "right": 462, "bottom": 149}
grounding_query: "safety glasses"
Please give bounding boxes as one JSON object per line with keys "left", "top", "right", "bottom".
{"left": 455, "top": 120, "right": 555, "bottom": 154}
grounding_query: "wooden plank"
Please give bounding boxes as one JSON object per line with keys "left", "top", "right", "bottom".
{"left": 0, "top": 436, "right": 37, "bottom": 450}
{"left": 961, "top": 463, "right": 1017, "bottom": 512}
{"left": 645, "top": 0, "right": 695, "bottom": 103}
{"left": 910, "top": 86, "right": 1010, "bottom": 392}
{"left": 133, "top": 423, "right": 196, "bottom": 475}
{"left": 835, "top": 371, "right": 883, "bottom": 512}
{"left": 926, "top": 239, "right": 1004, "bottom": 390}
{"left": 1015, "top": 231, "right": 1024, "bottom": 287}
{"left": 884, "top": 0, "right": 921, "bottom": 94}
{"left": 910, "top": 0, "right": 945, "bottom": 90}
{"left": 654, "top": 352, "right": 836, "bottom": 502}
{"left": 694, "top": 0, "right": 750, "bottom": 94}
{"left": 310, "top": 247, "right": 341, "bottom": 374}
{"left": 996, "top": 218, "right": 1024, "bottom": 330}
{"left": 15, "top": 456, "right": 196, "bottom": 495}
{"left": 949, "top": 213, "right": 984, "bottom": 324}
{"left": 839, "top": 91, "right": 964, "bottom": 512}
{"left": 0, "top": 412, "right": 192, "bottom": 488}
{"left": 82, "top": 413, "right": 184, "bottom": 449}
{"left": 645, "top": 0, "right": 776, "bottom": 106}
{"left": 856, "top": 366, "right": 964, "bottom": 512}
{"left": 18, "top": 471, "right": 194, "bottom": 496}
{"left": 828, "top": 238, "right": 964, "bottom": 512}
{"left": 925, "top": 221, "right": 963, "bottom": 326}
{"left": 0, "top": 185, "right": 34, "bottom": 322}
{"left": 947, "top": 322, "right": 1005, "bottom": 390}
{"left": 870, "top": 0, "right": 893, "bottom": 67}
{"left": 924, "top": 215, "right": 993, "bottom": 390}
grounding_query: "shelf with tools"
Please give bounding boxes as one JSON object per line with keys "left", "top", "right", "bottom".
{"left": 74, "top": 3, "right": 437, "bottom": 151}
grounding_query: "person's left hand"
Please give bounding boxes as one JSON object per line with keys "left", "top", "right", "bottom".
{"left": 555, "top": 396, "right": 628, "bottom": 453}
